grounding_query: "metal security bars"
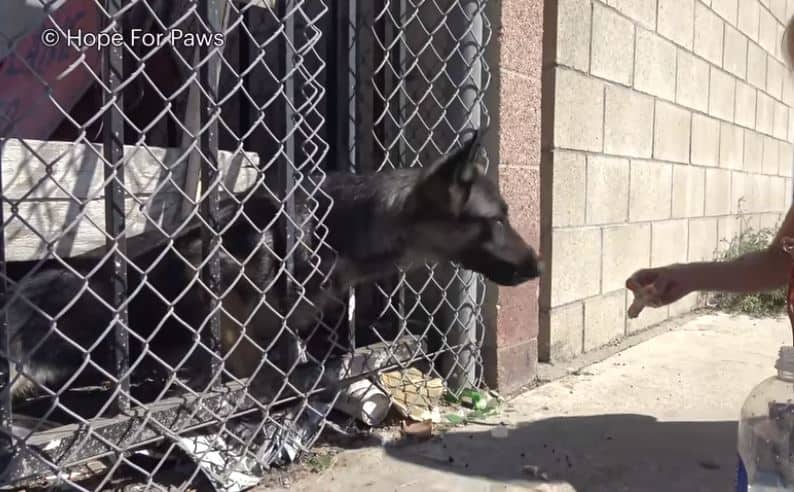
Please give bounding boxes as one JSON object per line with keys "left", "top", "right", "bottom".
{"left": 0, "top": 0, "right": 490, "bottom": 489}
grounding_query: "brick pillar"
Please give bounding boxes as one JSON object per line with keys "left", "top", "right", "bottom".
{"left": 482, "top": 0, "right": 544, "bottom": 395}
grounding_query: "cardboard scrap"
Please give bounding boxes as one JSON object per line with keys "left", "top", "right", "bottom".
{"left": 401, "top": 420, "right": 433, "bottom": 440}
{"left": 380, "top": 368, "right": 444, "bottom": 422}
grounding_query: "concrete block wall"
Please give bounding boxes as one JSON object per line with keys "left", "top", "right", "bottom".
{"left": 540, "top": 0, "right": 794, "bottom": 361}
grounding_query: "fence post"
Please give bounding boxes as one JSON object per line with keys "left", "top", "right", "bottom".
{"left": 276, "top": 0, "right": 300, "bottom": 373}
{"left": 103, "top": 0, "right": 130, "bottom": 412}
{"left": 442, "top": 0, "right": 485, "bottom": 394}
{"left": 199, "top": 0, "right": 225, "bottom": 386}
{"left": 0, "top": 152, "right": 11, "bottom": 472}
{"left": 328, "top": 0, "right": 356, "bottom": 348}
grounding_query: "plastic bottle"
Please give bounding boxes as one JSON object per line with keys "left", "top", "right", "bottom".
{"left": 737, "top": 346, "right": 794, "bottom": 491}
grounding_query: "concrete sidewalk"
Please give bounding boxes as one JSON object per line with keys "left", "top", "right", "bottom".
{"left": 274, "top": 313, "right": 792, "bottom": 492}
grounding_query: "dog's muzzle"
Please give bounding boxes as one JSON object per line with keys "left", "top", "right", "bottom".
{"left": 513, "top": 252, "right": 544, "bottom": 285}
{"left": 511, "top": 254, "right": 543, "bottom": 284}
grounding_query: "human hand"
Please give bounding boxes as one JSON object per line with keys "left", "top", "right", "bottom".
{"left": 625, "top": 265, "right": 693, "bottom": 318}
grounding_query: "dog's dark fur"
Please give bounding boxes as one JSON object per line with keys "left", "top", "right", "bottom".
{"left": 2, "top": 132, "right": 541, "bottom": 401}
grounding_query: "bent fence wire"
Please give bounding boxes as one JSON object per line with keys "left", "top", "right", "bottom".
{"left": 0, "top": 0, "right": 490, "bottom": 489}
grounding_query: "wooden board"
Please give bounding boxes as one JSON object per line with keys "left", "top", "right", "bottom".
{"left": 2, "top": 139, "right": 260, "bottom": 262}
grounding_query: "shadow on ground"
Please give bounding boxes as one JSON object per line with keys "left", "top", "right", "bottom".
{"left": 383, "top": 414, "right": 737, "bottom": 491}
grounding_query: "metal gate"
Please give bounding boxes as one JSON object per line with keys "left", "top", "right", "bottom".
{"left": 0, "top": 0, "right": 491, "bottom": 488}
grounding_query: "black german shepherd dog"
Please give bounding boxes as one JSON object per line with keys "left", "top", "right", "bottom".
{"left": 2, "top": 131, "right": 541, "bottom": 403}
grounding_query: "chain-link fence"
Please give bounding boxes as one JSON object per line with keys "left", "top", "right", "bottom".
{"left": 0, "top": 0, "right": 490, "bottom": 489}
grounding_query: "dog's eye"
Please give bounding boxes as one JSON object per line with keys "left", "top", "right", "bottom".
{"left": 494, "top": 219, "right": 504, "bottom": 228}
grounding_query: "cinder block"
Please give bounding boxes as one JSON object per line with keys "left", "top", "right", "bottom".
{"left": 711, "top": 0, "right": 739, "bottom": 25}
{"left": 755, "top": 174, "right": 772, "bottom": 211}
{"left": 554, "top": 69, "right": 605, "bottom": 152}
{"left": 591, "top": 4, "right": 636, "bottom": 85}
{"left": 772, "top": 0, "right": 787, "bottom": 23}
{"left": 776, "top": 23, "right": 785, "bottom": 61}
{"left": 759, "top": 212, "right": 782, "bottom": 230}
{"left": 586, "top": 155, "right": 630, "bottom": 224}
{"left": 786, "top": 178, "right": 793, "bottom": 207}
{"left": 555, "top": 0, "right": 592, "bottom": 71}
{"left": 548, "top": 302, "right": 583, "bottom": 361}
{"left": 705, "top": 168, "right": 733, "bottom": 215}
{"left": 744, "top": 173, "right": 767, "bottom": 212}
{"left": 658, "top": 0, "right": 695, "bottom": 48}
{"left": 771, "top": 176, "right": 787, "bottom": 210}
{"left": 635, "top": 29, "right": 677, "bottom": 100}
{"left": 759, "top": 8, "right": 779, "bottom": 56}
{"left": 740, "top": 214, "right": 762, "bottom": 232}
{"left": 790, "top": 110, "right": 794, "bottom": 142}
{"left": 611, "top": 0, "right": 657, "bottom": 28}
{"left": 691, "top": 113, "right": 721, "bottom": 166}
{"left": 747, "top": 41, "right": 767, "bottom": 90}
{"left": 784, "top": 75, "right": 794, "bottom": 107}
{"left": 653, "top": 101, "right": 691, "bottom": 163}
{"left": 651, "top": 219, "right": 689, "bottom": 267}
{"left": 774, "top": 102, "right": 789, "bottom": 140}
{"left": 779, "top": 141, "right": 793, "bottom": 177}
{"left": 550, "top": 227, "right": 602, "bottom": 307}
{"left": 735, "top": 81, "right": 757, "bottom": 129}
{"left": 768, "top": 58, "right": 784, "bottom": 100}
{"left": 763, "top": 136, "right": 781, "bottom": 175}
{"left": 743, "top": 130, "right": 764, "bottom": 173}
{"left": 604, "top": 85, "right": 654, "bottom": 157}
{"left": 552, "top": 151, "right": 587, "bottom": 226}
{"left": 602, "top": 223, "right": 651, "bottom": 293}
{"left": 731, "top": 171, "right": 747, "bottom": 213}
{"left": 672, "top": 164, "right": 706, "bottom": 217}
{"left": 688, "top": 217, "right": 719, "bottom": 262}
{"left": 723, "top": 25, "right": 748, "bottom": 79}
{"left": 756, "top": 91, "right": 775, "bottom": 135}
{"left": 738, "top": 0, "right": 760, "bottom": 40}
{"left": 584, "top": 290, "right": 626, "bottom": 351}
{"left": 629, "top": 160, "right": 673, "bottom": 221}
{"left": 709, "top": 67, "right": 736, "bottom": 122}
{"left": 670, "top": 292, "right": 701, "bottom": 317}
{"left": 719, "top": 123, "right": 744, "bottom": 170}
{"left": 718, "top": 215, "right": 742, "bottom": 249}
{"left": 626, "top": 290, "right": 670, "bottom": 333}
{"left": 676, "top": 50, "right": 710, "bottom": 112}
{"left": 694, "top": 3, "right": 724, "bottom": 66}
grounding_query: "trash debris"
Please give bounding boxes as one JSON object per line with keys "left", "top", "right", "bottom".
{"left": 333, "top": 378, "right": 391, "bottom": 426}
{"left": 175, "top": 435, "right": 262, "bottom": 492}
{"left": 175, "top": 398, "right": 333, "bottom": 492}
{"left": 444, "top": 388, "right": 487, "bottom": 410}
{"left": 522, "top": 464, "right": 549, "bottom": 481}
{"left": 380, "top": 368, "right": 444, "bottom": 422}
{"left": 442, "top": 390, "right": 502, "bottom": 427}
{"left": 401, "top": 420, "right": 433, "bottom": 440}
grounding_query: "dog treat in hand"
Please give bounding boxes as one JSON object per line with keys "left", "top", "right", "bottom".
{"left": 626, "top": 278, "right": 648, "bottom": 318}
{"left": 627, "top": 295, "right": 645, "bottom": 319}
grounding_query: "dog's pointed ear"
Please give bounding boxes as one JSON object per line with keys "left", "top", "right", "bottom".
{"left": 409, "top": 130, "right": 484, "bottom": 216}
